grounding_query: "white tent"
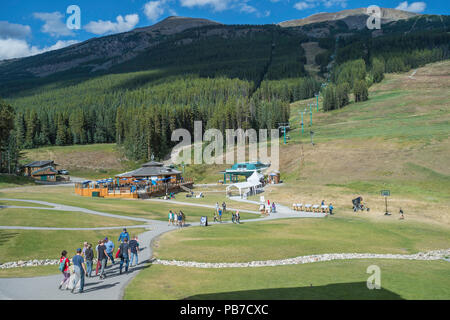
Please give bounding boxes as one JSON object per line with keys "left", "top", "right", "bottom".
{"left": 226, "top": 171, "right": 264, "bottom": 198}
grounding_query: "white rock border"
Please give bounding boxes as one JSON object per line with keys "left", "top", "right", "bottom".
{"left": 150, "top": 249, "right": 450, "bottom": 269}
{"left": 0, "top": 259, "right": 99, "bottom": 269}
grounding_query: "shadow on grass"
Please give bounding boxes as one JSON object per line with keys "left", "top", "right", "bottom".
{"left": 185, "top": 282, "right": 404, "bottom": 300}
{"left": 0, "top": 231, "right": 20, "bottom": 246}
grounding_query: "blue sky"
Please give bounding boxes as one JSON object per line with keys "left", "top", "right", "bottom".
{"left": 0, "top": 0, "right": 448, "bottom": 60}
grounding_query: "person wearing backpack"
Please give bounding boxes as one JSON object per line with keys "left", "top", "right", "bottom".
{"left": 58, "top": 250, "right": 71, "bottom": 290}
{"left": 119, "top": 238, "right": 131, "bottom": 274}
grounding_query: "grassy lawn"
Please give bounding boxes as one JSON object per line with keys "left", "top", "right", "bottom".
{"left": 0, "top": 265, "right": 59, "bottom": 278}
{"left": 0, "top": 175, "right": 35, "bottom": 189}
{"left": 154, "top": 217, "right": 450, "bottom": 262}
{"left": 0, "top": 186, "right": 260, "bottom": 222}
{"left": 124, "top": 259, "right": 450, "bottom": 300}
{"left": 0, "top": 208, "right": 142, "bottom": 228}
{"left": 0, "top": 228, "right": 147, "bottom": 263}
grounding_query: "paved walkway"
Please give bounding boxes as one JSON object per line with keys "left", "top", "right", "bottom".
{"left": 0, "top": 196, "right": 324, "bottom": 300}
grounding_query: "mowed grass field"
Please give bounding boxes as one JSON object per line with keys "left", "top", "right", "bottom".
{"left": 0, "top": 208, "right": 142, "bottom": 228}
{"left": 154, "top": 217, "right": 450, "bottom": 263}
{"left": 0, "top": 228, "right": 146, "bottom": 263}
{"left": 124, "top": 259, "right": 450, "bottom": 300}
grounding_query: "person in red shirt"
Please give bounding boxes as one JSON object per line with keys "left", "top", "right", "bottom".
{"left": 58, "top": 250, "right": 70, "bottom": 290}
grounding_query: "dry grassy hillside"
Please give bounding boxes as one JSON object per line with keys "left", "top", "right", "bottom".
{"left": 267, "top": 61, "right": 450, "bottom": 226}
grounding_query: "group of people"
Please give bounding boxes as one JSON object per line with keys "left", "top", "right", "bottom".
{"left": 321, "top": 200, "right": 334, "bottom": 215}
{"left": 260, "top": 200, "right": 276, "bottom": 216}
{"left": 168, "top": 210, "right": 186, "bottom": 227}
{"left": 212, "top": 202, "right": 241, "bottom": 224}
{"left": 58, "top": 228, "right": 140, "bottom": 294}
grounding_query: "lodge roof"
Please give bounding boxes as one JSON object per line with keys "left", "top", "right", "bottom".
{"left": 31, "top": 166, "right": 58, "bottom": 176}
{"left": 24, "top": 160, "right": 56, "bottom": 168}
{"left": 142, "top": 161, "right": 164, "bottom": 167}
{"left": 116, "top": 165, "right": 181, "bottom": 178}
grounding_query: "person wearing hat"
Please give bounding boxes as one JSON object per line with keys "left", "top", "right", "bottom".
{"left": 71, "top": 248, "right": 87, "bottom": 294}
{"left": 118, "top": 228, "right": 130, "bottom": 243}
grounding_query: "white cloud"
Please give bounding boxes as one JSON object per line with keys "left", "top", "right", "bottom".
{"left": 395, "top": 1, "right": 426, "bottom": 13}
{"left": 84, "top": 14, "right": 139, "bottom": 35}
{"left": 0, "top": 38, "right": 78, "bottom": 60}
{"left": 294, "top": 0, "right": 348, "bottom": 11}
{"left": 144, "top": 1, "right": 166, "bottom": 22}
{"left": 180, "top": 0, "right": 232, "bottom": 12}
{"left": 0, "top": 21, "right": 31, "bottom": 39}
{"left": 239, "top": 3, "right": 258, "bottom": 14}
{"left": 33, "top": 12, "right": 75, "bottom": 37}
{"left": 294, "top": 2, "right": 316, "bottom": 10}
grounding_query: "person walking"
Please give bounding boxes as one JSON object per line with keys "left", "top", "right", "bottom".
{"left": 129, "top": 236, "right": 139, "bottom": 267}
{"left": 118, "top": 228, "right": 130, "bottom": 243}
{"left": 71, "top": 248, "right": 87, "bottom": 294}
{"left": 272, "top": 202, "right": 276, "bottom": 213}
{"left": 85, "top": 244, "right": 94, "bottom": 277}
{"left": 98, "top": 240, "right": 108, "bottom": 279}
{"left": 81, "top": 242, "right": 88, "bottom": 258}
{"left": 215, "top": 202, "right": 220, "bottom": 212}
{"left": 236, "top": 210, "right": 240, "bottom": 224}
{"left": 218, "top": 208, "right": 222, "bottom": 222}
{"left": 58, "top": 250, "right": 71, "bottom": 290}
{"left": 222, "top": 202, "right": 226, "bottom": 213}
{"left": 180, "top": 210, "right": 186, "bottom": 227}
{"left": 399, "top": 208, "right": 405, "bottom": 220}
{"left": 168, "top": 210, "right": 174, "bottom": 226}
{"left": 104, "top": 237, "right": 115, "bottom": 265}
{"left": 213, "top": 210, "right": 218, "bottom": 222}
{"left": 231, "top": 212, "right": 236, "bottom": 223}
{"left": 177, "top": 212, "right": 183, "bottom": 227}
{"left": 95, "top": 240, "right": 102, "bottom": 276}
{"left": 119, "top": 238, "right": 131, "bottom": 275}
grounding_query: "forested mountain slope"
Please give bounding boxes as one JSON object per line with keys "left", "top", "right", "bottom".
{"left": 1, "top": 11, "right": 449, "bottom": 164}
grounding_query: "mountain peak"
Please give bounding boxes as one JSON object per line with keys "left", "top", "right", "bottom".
{"left": 279, "top": 7, "right": 421, "bottom": 29}
{"left": 134, "top": 16, "right": 222, "bottom": 35}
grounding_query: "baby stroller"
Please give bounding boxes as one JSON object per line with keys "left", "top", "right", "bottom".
{"left": 352, "top": 197, "right": 370, "bottom": 212}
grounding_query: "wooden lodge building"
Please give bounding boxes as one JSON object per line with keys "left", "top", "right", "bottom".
{"left": 23, "top": 160, "right": 58, "bottom": 181}
{"left": 75, "top": 161, "right": 193, "bottom": 199}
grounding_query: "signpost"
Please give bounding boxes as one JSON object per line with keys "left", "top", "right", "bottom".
{"left": 381, "top": 190, "right": 390, "bottom": 215}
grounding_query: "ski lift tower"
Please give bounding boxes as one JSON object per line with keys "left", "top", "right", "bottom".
{"left": 278, "top": 123, "right": 290, "bottom": 145}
